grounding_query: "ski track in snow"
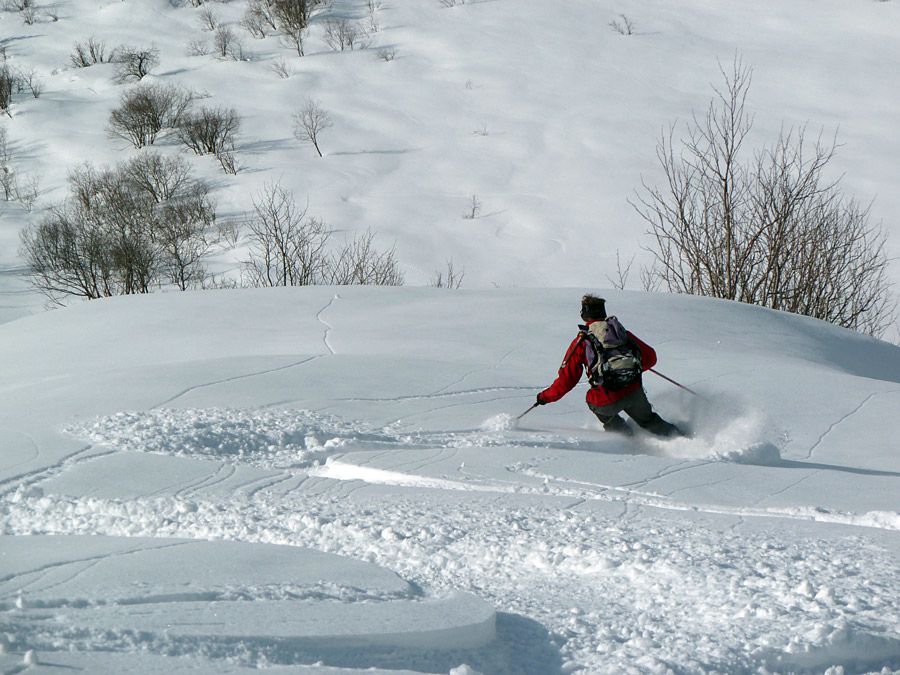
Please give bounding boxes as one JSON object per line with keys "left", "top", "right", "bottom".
{"left": 1, "top": 405, "right": 897, "bottom": 672}
{"left": 317, "top": 294, "right": 340, "bottom": 356}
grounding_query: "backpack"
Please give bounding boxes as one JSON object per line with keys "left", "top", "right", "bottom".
{"left": 581, "top": 316, "right": 642, "bottom": 390}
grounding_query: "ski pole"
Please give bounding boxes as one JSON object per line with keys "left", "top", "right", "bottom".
{"left": 650, "top": 368, "right": 703, "bottom": 398}
{"left": 517, "top": 403, "right": 539, "bottom": 420}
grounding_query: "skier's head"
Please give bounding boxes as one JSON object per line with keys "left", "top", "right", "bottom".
{"left": 580, "top": 294, "right": 607, "bottom": 321}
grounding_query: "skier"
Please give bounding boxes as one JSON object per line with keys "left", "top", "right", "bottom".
{"left": 535, "top": 294, "right": 682, "bottom": 437}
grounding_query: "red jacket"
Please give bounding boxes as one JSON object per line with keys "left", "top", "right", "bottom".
{"left": 538, "top": 323, "right": 657, "bottom": 408}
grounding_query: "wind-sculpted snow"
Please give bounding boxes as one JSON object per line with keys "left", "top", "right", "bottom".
{"left": 1, "top": 286, "right": 899, "bottom": 673}
{"left": 4, "top": 488, "right": 898, "bottom": 674}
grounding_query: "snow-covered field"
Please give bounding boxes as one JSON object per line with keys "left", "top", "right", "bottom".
{"left": 2, "top": 0, "right": 900, "bottom": 673}
{"left": 1, "top": 0, "right": 900, "bottom": 327}
{"left": 1, "top": 287, "right": 899, "bottom": 673}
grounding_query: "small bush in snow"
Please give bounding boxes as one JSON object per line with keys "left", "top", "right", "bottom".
{"left": 243, "top": 181, "right": 330, "bottom": 287}
{"left": 325, "top": 230, "right": 403, "bottom": 286}
{"left": 70, "top": 38, "right": 115, "bottom": 67}
{"left": 0, "top": 66, "right": 14, "bottom": 114}
{"left": 198, "top": 6, "right": 218, "bottom": 31}
{"left": 322, "top": 18, "right": 369, "bottom": 52}
{"left": 243, "top": 182, "right": 402, "bottom": 287}
{"left": 177, "top": 106, "right": 240, "bottom": 156}
{"left": 241, "top": 0, "right": 276, "bottom": 38}
{"left": 430, "top": 259, "right": 465, "bottom": 289}
{"left": 107, "top": 82, "right": 194, "bottom": 148}
{"left": 20, "top": 154, "right": 218, "bottom": 301}
{"left": 113, "top": 46, "right": 160, "bottom": 83}
{"left": 609, "top": 14, "right": 636, "bottom": 35}
{"left": 272, "top": 0, "right": 316, "bottom": 56}
{"left": 268, "top": 58, "right": 294, "bottom": 79}
{"left": 213, "top": 25, "right": 244, "bottom": 60}
{"left": 16, "top": 66, "right": 41, "bottom": 98}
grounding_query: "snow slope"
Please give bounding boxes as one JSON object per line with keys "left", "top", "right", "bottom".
{"left": 1, "top": 0, "right": 899, "bottom": 330}
{"left": 1, "top": 286, "right": 899, "bottom": 673}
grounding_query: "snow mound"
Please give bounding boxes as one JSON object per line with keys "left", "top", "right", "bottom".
{"left": 642, "top": 392, "right": 784, "bottom": 465}
{"left": 66, "top": 408, "right": 394, "bottom": 469}
{"left": 3, "top": 536, "right": 496, "bottom": 664}
{"left": 480, "top": 413, "right": 516, "bottom": 432}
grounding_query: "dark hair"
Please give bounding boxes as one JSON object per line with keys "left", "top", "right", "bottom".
{"left": 580, "top": 294, "right": 606, "bottom": 321}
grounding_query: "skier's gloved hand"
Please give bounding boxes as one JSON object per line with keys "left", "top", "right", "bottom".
{"left": 535, "top": 394, "right": 547, "bottom": 406}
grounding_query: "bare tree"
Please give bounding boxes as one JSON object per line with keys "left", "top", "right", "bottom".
{"left": 213, "top": 25, "right": 244, "bottom": 60}
{"left": 243, "top": 181, "right": 330, "bottom": 287}
{"left": 431, "top": 259, "right": 464, "bottom": 288}
{"left": 605, "top": 249, "right": 635, "bottom": 291}
{"left": 198, "top": 6, "right": 218, "bottom": 31}
{"left": 325, "top": 230, "right": 404, "bottom": 286}
{"left": 463, "top": 194, "right": 481, "bottom": 219}
{"left": 322, "top": 18, "right": 369, "bottom": 52}
{"left": 20, "top": 155, "right": 217, "bottom": 302}
{"left": 632, "top": 57, "right": 895, "bottom": 336}
{"left": 292, "top": 99, "right": 331, "bottom": 157}
{"left": 113, "top": 46, "right": 160, "bottom": 83}
{"left": 107, "top": 83, "right": 194, "bottom": 148}
{"left": 177, "top": 106, "right": 241, "bottom": 155}
{"left": 0, "top": 65, "right": 14, "bottom": 115}
{"left": 272, "top": 0, "right": 311, "bottom": 56}
{"left": 70, "top": 38, "right": 115, "bottom": 67}
{"left": 16, "top": 66, "right": 41, "bottom": 98}
{"left": 241, "top": 0, "right": 275, "bottom": 38}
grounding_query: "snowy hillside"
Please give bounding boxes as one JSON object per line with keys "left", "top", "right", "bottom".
{"left": 1, "top": 0, "right": 900, "bottom": 328}
{"left": 1, "top": 286, "right": 899, "bottom": 673}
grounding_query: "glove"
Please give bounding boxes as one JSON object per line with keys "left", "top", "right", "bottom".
{"left": 535, "top": 393, "right": 547, "bottom": 406}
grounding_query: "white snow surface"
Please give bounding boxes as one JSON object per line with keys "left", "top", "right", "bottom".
{"left": 0, "top": 286, "right": 898, "bottom": 674}
{"left": 1, "top": 0, "right": 900, "bottom": 332}
{"left": 1, "top": 0, "right": 900, "bottom": 671}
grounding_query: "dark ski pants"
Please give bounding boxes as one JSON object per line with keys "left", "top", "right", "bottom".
{"left": 588, "top": 387, "right": 681, "bottom": 438}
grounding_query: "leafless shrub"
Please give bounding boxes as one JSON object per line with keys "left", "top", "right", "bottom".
{"left": 177, "top": 106, "right": 240, "bottom": 156}
{"left": 292, "top": 98, "right": 331, "bottom": 157}
{"left": 217, "top": 149, "right": 238, "bottom": 174}
{"left": 439, "top": 0, "right": 463, "bottom": 7}
{"left": 16, "top": 66, "right": 41, "bottom": 98}
{"left": 430, "top": 259, "right": 464, "bottom": 288}
{"left": 243, "top": 182, "right": 401, "bottom": 287}
{"left": 213, "top": 25, "right": 244, "bottom": 60}
{"left": 121, "top": 152, "right": 194, "bottom": 202}
{"left": 186, "top": 39, "right": 211, "bottom": 56}
{"left": 243, "top": 181, "right": 330, "bottom": 287}
{"left": 633, "top": 57, "right": 895, "bottom": 337}
{"left": 463, "top": 194, "right": 481, "bottom": 219}
{"left": 268, "top": 57, "right": 294, "bottom": 78}
{"left": 609, "top": 14, "right": 636, "bottom": 35}
{"left": 107, "top": 82, "right": 194, "bottom": 148}
{"left": 199, "top": 5, "right": 218, "bottom": 30}
{"left": 325, "top": 230, "right": 403, "bottom": 286}
{"left": 272, "top": 0, "right": 311, "bottom": 56}
{"left": 0, "top": 128, "right": 11, "bottom": 198}
{"left": 20, "top": 155, "right": 217, "bottom": 301}
{"left": 322, "top": 18, "right": 369, "bottom": 51}
{"left": 70, "top": 38, "right": 115, "bottom": 67}
{"left": 10, "top": 171, "right": 41, "bottom": 211}
{"left": 241, "top": 0, "right": 274, "bottom": 38}
{"left": 377, "top": 47, "right": 396, "bottom": 62}
{"left": 113, "top": 45, "right": 160, "bottom": 83}
{"left": 0, "top": 66, "right": 14, "bottom": 115}
{"left": 21, "top": 4, "right": 36, "bottom": 24}
{"left": 605, "top": 249, "right": 634, "bottom": 291}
